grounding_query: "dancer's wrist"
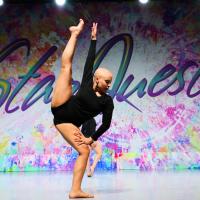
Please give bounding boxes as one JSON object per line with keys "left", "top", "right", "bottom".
{"left": 89, "top": 137, "right": 94, "bottom": 145}
{"left": 91, "top": 36, "right": 96, "bottom": 40}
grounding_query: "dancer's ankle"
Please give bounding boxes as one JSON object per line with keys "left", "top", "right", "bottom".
{"left": 70, "top": 33, "right": 79, "bottom": 39}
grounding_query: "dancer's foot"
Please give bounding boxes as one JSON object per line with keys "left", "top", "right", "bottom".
{"left": 69, "top": 190, "right": 94, "bottom": 199}
{"left": 69, "top": 19, "right": 84, "bottom": 36}
{"left": 87, "top": 167, "right": 94, "bottom": 177}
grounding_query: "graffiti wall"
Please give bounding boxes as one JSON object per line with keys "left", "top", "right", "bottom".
{"left": 0, "top": 2, "right": 200, "bottom": 171}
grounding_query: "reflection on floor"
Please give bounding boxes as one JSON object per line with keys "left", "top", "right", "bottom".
{"left": 0, "top": 170, "right": 200, "bottom": 200}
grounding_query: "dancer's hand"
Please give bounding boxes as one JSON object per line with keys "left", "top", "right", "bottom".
{"left": 91, "top": 22, "right": 98, "bottom": 40}
{"left": 74, "top": 131, "right": 93, "bottom": 145}
{"left": 83, "top": 137, "right": 94, "bottom": 145}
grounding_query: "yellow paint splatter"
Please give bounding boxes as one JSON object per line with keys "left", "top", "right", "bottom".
{"left": 123, "top": 152, "right": 139, "bottom": 159}
{"left": 186, "top": 126, "right": 200, "bottom": 152}
{"left": 0, "top": 137, "right": 9, "bottom": 153}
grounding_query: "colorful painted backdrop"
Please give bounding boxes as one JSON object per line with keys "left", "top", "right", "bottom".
{"left": 0, "top": 2, "right": 200, "bottom": 171}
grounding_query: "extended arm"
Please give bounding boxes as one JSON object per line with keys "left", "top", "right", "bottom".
{"left": 91, "top": 99, "right": 114, "bottom": 141}
{"left": 76, "top": 99, "right": 114, "bottom": 145}
{"left": 80, "top": 23, "right": 98, "bottom": 86}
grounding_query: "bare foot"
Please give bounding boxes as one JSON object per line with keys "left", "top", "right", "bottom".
{"left": 69, "top": 190, "right": 94, "bottom": 199}
{"left": 69, "top": 19, "right": 84, "bottom": 36}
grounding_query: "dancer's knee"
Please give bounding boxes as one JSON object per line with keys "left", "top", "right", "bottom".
{"left": 61, "top": 64, "right": 72, "bottom": 72}
{"left": 78, "top": 146, "right": 90, "bottom": 157}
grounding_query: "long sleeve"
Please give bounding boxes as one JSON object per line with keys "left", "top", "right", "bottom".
{"left": 81, "top": 118, "right": 97, "bottom": 138}
{"left": 91, "top": 98, "right": 114, "bottom": 141}
{"left": 80, "top": 40, "right": 96, "bottom": 87}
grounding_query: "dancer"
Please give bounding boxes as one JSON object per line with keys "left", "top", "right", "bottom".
{"left": 51, "top": 19, "right": 114, "bottom": 198}
{"left": 81, "top": 118, "right": 103, "bottom": 177}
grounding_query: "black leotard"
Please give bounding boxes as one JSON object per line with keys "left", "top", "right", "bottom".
{"left": 51, "top": 40, "right": 114, "bottom": 141}
{"left": 81, "top": 118, "right": 97, "bottom": 138}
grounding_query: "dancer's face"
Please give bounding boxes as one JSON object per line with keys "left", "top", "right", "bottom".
{"left": 95, "top": 70, "right": 113, "bottom": 93}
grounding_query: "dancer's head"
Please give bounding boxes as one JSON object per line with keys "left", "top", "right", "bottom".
{"left": 93, "top": 68, "right": 113, "bottom": 93}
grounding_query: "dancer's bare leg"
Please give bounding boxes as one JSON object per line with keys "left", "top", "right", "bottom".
{"left": 51, "top": 19, "right": 84, "bottom": 108}
{"left": 88, "top": 141, "right": 102, "bottom": 177}
{"left": 56, "top": 123, "right": 94, "bottom": 198}
{"left": 86, "top": 146, "right": 92, "bottom": 176}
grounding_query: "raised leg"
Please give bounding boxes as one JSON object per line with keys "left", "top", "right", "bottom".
{"left": 51, "top": 19, "right": 84, "bottom": 108}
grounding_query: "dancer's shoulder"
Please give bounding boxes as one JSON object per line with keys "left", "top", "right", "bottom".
{"left": 104, "top": 95, "right": 114, "bottom": 108}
